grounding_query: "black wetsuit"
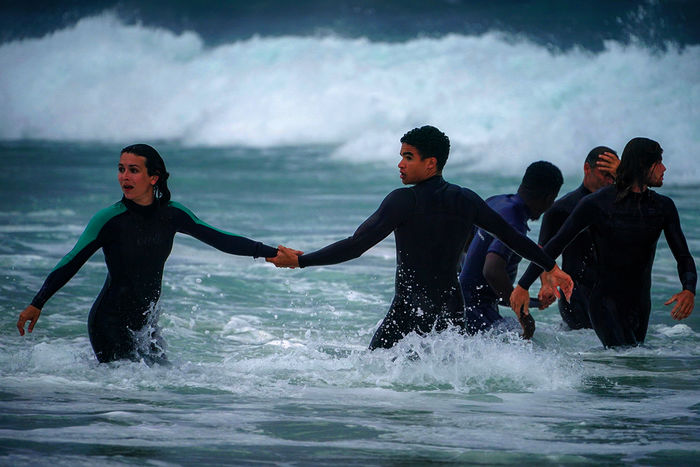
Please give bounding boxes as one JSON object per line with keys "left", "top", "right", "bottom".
{"left": 538, "top": 184, "right": 595, "bottom": 329}
{"left": 297, "top": 175, "right": 555, "bottom": 349}
{"left": 31, "top": 197, "right": 277, "bottom": 363}
{"left": 519, "top": 185, "right": 697, "bottom": 347}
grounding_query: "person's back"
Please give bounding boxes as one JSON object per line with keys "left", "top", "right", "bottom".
{"left": 458, "top": 161, "right": 563, "bottom": 336}
{"left": 395, "top": 177, "right": 480, "bottom": 293}
{"left": 459, "top": 194, "right": 529, "bottom": 332}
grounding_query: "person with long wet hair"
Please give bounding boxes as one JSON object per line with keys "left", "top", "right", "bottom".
{"left": 511, "top": 137, "right": 696, "bottom": 347}
{"left": 17, "top": 144, "right": 282, "bottom": 364}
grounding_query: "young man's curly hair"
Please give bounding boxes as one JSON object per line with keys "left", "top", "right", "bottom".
{"left": 400, "top": 125, "right": 450, "bottom": 171}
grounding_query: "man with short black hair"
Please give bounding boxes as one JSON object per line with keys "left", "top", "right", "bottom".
{"left": 269, "top": 125, "right": 573, "bottom": 349}
{"left": 459, "top": 161, "right": 563, "bottom": 338}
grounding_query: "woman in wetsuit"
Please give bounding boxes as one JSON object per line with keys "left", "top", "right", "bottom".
{"left": 16, "top": 144, "right": 280, "bottom": 364}
{"left": 511, "top": 137, "right": 696, "bottom": 347}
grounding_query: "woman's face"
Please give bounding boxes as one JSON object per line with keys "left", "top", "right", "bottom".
{"left": 118, "top": 152, "right": 159, "bottom": 205}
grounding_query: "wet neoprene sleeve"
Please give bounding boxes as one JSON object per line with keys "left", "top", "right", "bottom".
{"left": 518, "top": 191, "right": 697, "bottom": 294}
{"left": 31, "top": 201, "right": 277, "bottom": 310}
{"left": 169, "top": 202, "right": 278, "bottom": 259}
{"left": 298, "top": 186, "right": 555, "bottom": 272}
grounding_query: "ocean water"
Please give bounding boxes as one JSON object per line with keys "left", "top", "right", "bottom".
{"left": 1, "top": 2, "right": 700, "bottom": 465}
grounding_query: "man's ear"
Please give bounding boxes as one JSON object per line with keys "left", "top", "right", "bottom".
{"left": 426, "top": 157, "right": 438, "bottom": 171}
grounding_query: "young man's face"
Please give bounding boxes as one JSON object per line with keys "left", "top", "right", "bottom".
{"left": 647, "top": 160, "right": 666, "bottom": 187}
{"left": 398, "top": 143, "right": 436, "bottom": 185}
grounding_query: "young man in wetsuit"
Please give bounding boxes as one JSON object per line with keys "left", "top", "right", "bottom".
{"left": 268, "top": 125, "right": 573, "bottom": 350}
{"left": 536, "top": 147, "right": 619, "bottom": 330}
{"left": 510, "top": 137, "right": 696, "bottom": 348}
{"left": 459, "top": 161, "right": 563, "bottom": 339}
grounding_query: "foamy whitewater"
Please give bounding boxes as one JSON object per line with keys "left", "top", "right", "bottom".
{"left": 1, "top": 7, "right": 699, "bottom": 466}
{"left": 1, "top": 13, "right": 699, "bottom": 179}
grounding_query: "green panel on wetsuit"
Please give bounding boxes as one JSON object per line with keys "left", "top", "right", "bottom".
{"left": 169, "top": 201, "right": 242, "bottom": 238}
{"left": 52, "top": 202, "right": 127, "bottom": 271}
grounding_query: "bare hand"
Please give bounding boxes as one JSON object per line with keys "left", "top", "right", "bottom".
{"left": 537, "top": 283, "right": 557, "bottom": 309}
{"left": 510, "top": 285, "right": 531, "bottom": 318}
{"left": 266, "top": 245, "right": 303, "bottom": 268}
{"left": 665, "top": 290, "right": 694, "bottom": 320}
{"left": 596, "top": 151, "right": 620, "bottom": 177}
{"left": 540, "top": 264, "right": 573, "bottom": 301}
{"left": 17, "top": 305, "right": 41, "bottom": 336}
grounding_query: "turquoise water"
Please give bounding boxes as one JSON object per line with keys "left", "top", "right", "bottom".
{"left": 1, "top": 142, "right": 699, "bottom": 465}
{"left": 2, "top": 4, "right": 699, "bottom": 462}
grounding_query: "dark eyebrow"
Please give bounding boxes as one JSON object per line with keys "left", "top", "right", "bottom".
{"left": 401, "top": 151, "right": 415, "bottom": 156}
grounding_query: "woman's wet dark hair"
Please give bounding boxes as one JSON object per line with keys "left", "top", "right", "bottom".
{"left": 615, "top": 137, "right": 663, "bottom": 201}
{"left": 121, "top": 144, "right": 171, "bottom": 204}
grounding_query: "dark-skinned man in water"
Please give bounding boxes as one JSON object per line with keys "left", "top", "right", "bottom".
{"left": 511, "top": 137, "right": 696, "bottom": 348}
{"left": 458, "top": 161, "right": 563, "bottom": 339}
{"left": 269, "top": 125, "right": 572, "bottom": 350}
{"left": 536, "top": 146, "right": 620, "bottom": 330}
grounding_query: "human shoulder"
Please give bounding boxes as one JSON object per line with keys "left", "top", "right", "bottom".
{"left": 384, "top": 187, "right": 416, "bottom": 205}
{"left": 646, "top": 190, "right": 679, "bottom": 214}
{"left": 87, "top": 200, "right": 128, "bottom": 229}
{"left": 552, "top": 185, "right": 589, "bottom": 214}
{"left": 454, "top": 184, "right": 482, "bottom": 202}
{"left": 69, "top": 201, "right": 127, "bottom": 249}
{"left": 167, "top": 200, "right": 192, "bottom": 215}
{"left": 583, "top": 185, "right": 615, "bottom": 205}
{"left": 164, "top": 200, "right": 203, "bottom": 225}
{"left": 646, "top": 189, "right": 673, "bottom": 204}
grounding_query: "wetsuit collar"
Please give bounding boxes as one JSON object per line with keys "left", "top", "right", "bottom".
{"left": 414, "top": 174, "right": 444, "bottom": 187}
{"left": 121, "top": 196, "right": 160, "bottom": 215}
{"left": 578, "top": 183, "right": 592, "bottom": 196}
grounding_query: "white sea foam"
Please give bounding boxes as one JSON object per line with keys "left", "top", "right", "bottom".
{"left": 1, "top": 13, "right": 698, "bottom": 180}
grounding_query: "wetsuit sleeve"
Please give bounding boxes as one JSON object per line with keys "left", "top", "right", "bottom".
{"left": 517, "top": 198, "right": 599, "bottom": 290}
{"left": 662, "top": 197, "right": 697, "bottom": 294}
{"left": 30, "top": 205, "right": 120, "bottom": 309}
{"left": 538, "top": 205, "right": 568, "bottom": 246}
{"left": 298, "top": 188, "right": 414, "bottom": 267}
{"left": 170, "top": 202, "right": 278, "bottom": 258}
{"left": 487, "top": 209, "right": 527, "bottom": 263}
{"left": 470, "top": 192, "right": 555, "bottom": 272}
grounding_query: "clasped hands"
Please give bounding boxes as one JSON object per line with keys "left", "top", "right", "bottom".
{"left": 267, "top": 245, "right": 303, "bottom": 268}
{"left": 509, "top": 264, "right": 573, "bottom": 319}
